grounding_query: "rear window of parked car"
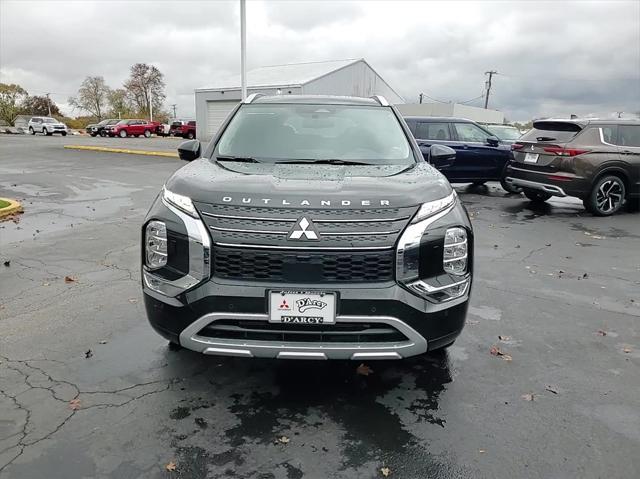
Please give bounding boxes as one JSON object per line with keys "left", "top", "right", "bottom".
{"left": 618, "top": 125, "right": 640, "bottom": 147}
{"left": 415, "top": 122, "right": 451, "bottom": 140}
{"left": 520, "top": 121, "right": 582, "bottom": 143}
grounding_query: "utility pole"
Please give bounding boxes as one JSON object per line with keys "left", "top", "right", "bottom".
{"left": 46, "top": 93, "right": 52, "bottom": 116}
{"left": 240, "top": 0, "right": 247, "bottom": 100}
{"left": 484, "top": 70, "right": 498, "bottom": 109}
{"left": 419, "top": 93, "right": 423, "bottom": 104}
{"left": 149, "top": 87, "right": 153, "bottom": 122}
{"left": 171, "top": 104, "right": 177, "bottom": 119}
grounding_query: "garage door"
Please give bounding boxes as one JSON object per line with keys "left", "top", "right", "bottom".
{"left": 206, "top": 101, "right": 238, "bottom": 138}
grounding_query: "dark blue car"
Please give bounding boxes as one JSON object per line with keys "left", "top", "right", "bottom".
{"left": 404, "top": 116, "right": 520, "bottom": 193}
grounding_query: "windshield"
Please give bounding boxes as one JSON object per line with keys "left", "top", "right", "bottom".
{"left": 43, "top": 118, "right": 57, "bottom": 123}
{"left": 214, "top": 104, "right": 414, "bottom": 164}
{"left": 116, "top": 120, "right": 128, "bottom": 125}
{"left": 171, "top": 121, "right": 183, "bottom": 127}
{"left": 98, "top": 119, "right": 110, "bottom": 125}
{"left": 486, "top": 125, "right": 521, "bottom": 141}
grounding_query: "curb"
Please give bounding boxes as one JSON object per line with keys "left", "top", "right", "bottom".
{"left": 0, "top": 198, "right": 23, "bottom": 218}
{"left": 63, "top": 145, "right": 179, "bottom": 158}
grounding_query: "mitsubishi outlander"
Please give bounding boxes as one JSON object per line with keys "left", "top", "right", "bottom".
{"left": 142, "top": 95, "right": 473, "bottom": 360}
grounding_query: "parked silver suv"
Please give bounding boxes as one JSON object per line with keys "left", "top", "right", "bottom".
{"left": 28, "top": 116, "right": 68, "bottom": 136}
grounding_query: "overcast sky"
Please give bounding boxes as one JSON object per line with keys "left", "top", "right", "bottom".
{"left": 1, "top": 0, "right": 639, "bottom": 121}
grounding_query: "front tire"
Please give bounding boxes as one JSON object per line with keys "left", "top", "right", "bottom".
{"left": 119, "top": 130, "right": 127, "bottom": 138}
{"left": 29, "top": 127, "right": 35, "bottom": 135}
{"left": 61, "top": 132, "right": 67, "bottom": 136}
{"left": 186, "top": 131, "right": 195, "bottom": 140}
{"left": 43, "top": 127, "right": 52, "bottom": 136}
{"left": 583, "top": 175, "right": 626, "bottom": 216}
{"left": 523, "top": 189, "right": 551, "bottom": 203}
{"left": 144, "top": 130, "right": 151, "bottom": 138}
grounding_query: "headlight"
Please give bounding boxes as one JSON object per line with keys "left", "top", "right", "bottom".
{"left": 396, "top": 192, "right": 470, "bottom": 303}
{"left": 145, "top": 220, "right": 167, "bottom": 269}
{"left": 443, "top": 227, "right": 467, "bottom": 275}
{"left": 162, "top": 187, "right": 198, "bottom": 217}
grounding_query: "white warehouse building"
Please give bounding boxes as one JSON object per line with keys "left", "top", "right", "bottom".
{"left": 194, "top": 58, "right": 404, "bottom": 141}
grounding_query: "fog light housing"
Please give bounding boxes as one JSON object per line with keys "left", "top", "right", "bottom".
{"left": 443, "top": 227, "right": 467, "bottom": 275}
{"left": 145, "top": 220, "right": 167, "bottom": 269}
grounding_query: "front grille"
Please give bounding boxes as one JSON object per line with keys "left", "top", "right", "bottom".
{"left": 213, "top": 246, "right": 394, "bottom": 282}
{"left": 198, "top": 319, "right": 408, "bottom": 343}
{"left": 194, "top": 202, "right": 417, "bottom": 249}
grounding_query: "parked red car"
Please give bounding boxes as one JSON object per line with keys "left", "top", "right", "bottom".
{"left": 105, "top": 119, "right": 160, "bottom": 138}
{"left": 169, "top": 120, "right": 196, "bottom": 139}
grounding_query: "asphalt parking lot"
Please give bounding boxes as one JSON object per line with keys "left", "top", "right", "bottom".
{"left": 1, "top": 135, "right": 639, "bottom": 479}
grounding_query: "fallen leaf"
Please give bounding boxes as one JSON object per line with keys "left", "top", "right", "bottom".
{"left": 498, "top": 335, "right": 511, "bottom": 341}
{"left": 545, "top": 385, "right": 558, "bottom": 394}
{"left": 489, "top": 346, "right": 512, "bottom": 360}
{"left": 128, "top": 298, "right": 138, "bottom": 304}
{"left": 623, "top": 347, "right": 632, "bottom": 354}
{"left": 478, "top": 449, "right": 486, "bottom": 453}
{"left": 582, "top": 273, "right": 589, "bottom": 279}
{"left": 42, "top": 282, "right": 50, "bottom": 286}
{"left": 165, "top": 461, "right": 177, "bottom": 472}
{"left": 85, "top": 349, "right": 93, "bottom": 359}
{"left": 521, "top": 393, "right": 535, "bottom": 401}
{"left": 99, "top": 340, "right": 108, "bottom": 345}
{"left": 596, "top": 330, "right": 607, "bottom": 336}
{"left": 276, "top": 435, "right": 290, "bottom": 444}
{"left": 69, "top": 398, "right": 81, "bottom": 410}
{"left": 3, "top": 260, "right": 9, "bottom": 267}
{"left": 64, "top": 275, "right": 76, "bottom": 283}
{"left": 381, "top": 466, "right": 391, "bottom": 477}
{"left": 356, "top": 363, "right": 374, "bottom": 376}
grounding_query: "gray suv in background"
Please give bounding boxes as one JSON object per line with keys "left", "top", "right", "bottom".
{"left": 505, "top": 119, "right": 640, "bottom": 216}
{"left": 28, "top": 116, "right": 68, "bottom": 136}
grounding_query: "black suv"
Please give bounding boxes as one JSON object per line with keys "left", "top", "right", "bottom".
{"left": 86, "top": 119, "right": 119, "bottom": 137}
{"left": 505, "top": 119, "right": 640, "bottom": 216}
{"left": 403, "top": 116, "right": 520, "bottom": 193}
{"left": 142, "top": 95, "right": 473, "bottom": 360}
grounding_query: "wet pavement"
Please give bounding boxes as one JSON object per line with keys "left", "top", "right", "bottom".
{"left": 1, "top": 135, "right": 639, "bottom": 478}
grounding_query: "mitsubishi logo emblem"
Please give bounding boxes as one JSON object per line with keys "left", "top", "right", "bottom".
{"left": 288, "top": 217, "right": 320, "bottom": 241}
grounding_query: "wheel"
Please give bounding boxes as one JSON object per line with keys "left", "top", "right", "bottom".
{"left": 100, "top": 130, "right": 106, "bottom": 137}
{"left": 90, "top": 133, "right": 97, "bottom": 137}
{"left": 28, "top": 127, "right": 35, "bottom": 135}
{"left": 119, "top": 130, "right": 127, "bottom": 138}
{"left": 523, "top": 189, "right": 551, "bottom": 203}
{"left": 144, "top": 130, "right": 151, "bottom": 138}
{"left": 186, "top": 131, "right": 195, "bottom": 140}
{"left": 61, "top": 132, "right": 67, "bottom": 137}
{"left": 471, "top": 181, "right": 486, "bottom": 186}
{"left": 583, "top": 175, "right": 626, "bottom": 216}
{"left": 43, "top": 127, "right": 52, "bottom": 136}
{"left": 501, "top": 177, "right": 522, "bottom": 194}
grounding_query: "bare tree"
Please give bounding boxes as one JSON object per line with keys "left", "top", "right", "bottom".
{"left": 0, "top": 83, "right": 28, "bottom": 125}
{"left": 123, "top": 63, "right": 166, "bottom": 117}
{"left": 69, "top": 76, "right": 111, "bottom": 120}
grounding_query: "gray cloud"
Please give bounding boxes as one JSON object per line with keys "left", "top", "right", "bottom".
{"left": 1, "top": 0, "right": 638, "bottom": 121}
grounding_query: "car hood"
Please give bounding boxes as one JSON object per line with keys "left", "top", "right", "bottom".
{"left": 165, "top": 159, "right": 453, "bottom": 209}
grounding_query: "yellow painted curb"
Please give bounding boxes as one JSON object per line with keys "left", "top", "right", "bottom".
{"left": 64, "top": 145, "right": 179, "bottom": 158}
{"left": 0, "top": 198, "right": 23, "bottom": 218}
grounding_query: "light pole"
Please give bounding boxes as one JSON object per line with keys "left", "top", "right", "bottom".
{"left": 240, "top": 0, "right": 247, "bottom": 101}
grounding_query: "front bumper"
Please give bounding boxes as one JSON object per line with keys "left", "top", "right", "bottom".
{"left": 143, "top": 282, "right": 469, "bottom": 359}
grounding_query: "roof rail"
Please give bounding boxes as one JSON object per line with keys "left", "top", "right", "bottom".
{"left": 243, "top": 93, "right": 264, "bottom": 104}
{"left": 370, "top": 95, "right": 389, "bottom": 106}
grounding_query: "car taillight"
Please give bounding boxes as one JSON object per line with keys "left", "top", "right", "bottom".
{"left": 511, "top": 143, "right": 524, "bottom": 151}
{"left": 543, "top": 147, "right": 588, "bottom": 156}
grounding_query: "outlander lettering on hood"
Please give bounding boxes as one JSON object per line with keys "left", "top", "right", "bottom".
{"left": 142, "top": 94, "right": 473, "bottom": 361}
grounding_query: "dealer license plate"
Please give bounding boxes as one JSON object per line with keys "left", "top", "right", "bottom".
{"left": 269, "top": 291, "right": 336, "bottom": 324}
{"left": 524, "top": 153, "right": 539, "bottom": 163}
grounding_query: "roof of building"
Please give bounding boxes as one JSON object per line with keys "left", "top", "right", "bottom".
{"left": 197, "top": 59, "right": 364, "bottom": 91}
{"left": 251, "top": 94, "right": 383, "bottom": 106}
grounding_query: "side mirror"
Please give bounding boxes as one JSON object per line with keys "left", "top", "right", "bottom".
{"left": 486, "top": 136, "right": 500, "bottom": 147}
{"left": 428, "top": 144, "right": 456, "bottom": 170}
{"left": 177, "top": 139, "right": 200, "bottom": 161}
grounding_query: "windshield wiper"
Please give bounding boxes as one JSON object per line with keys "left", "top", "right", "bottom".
{"left": 276, "top": 159, "right": 370, "bottom": 165}
{"left": 215, "top": 155, "right": 261, "bottom": 163}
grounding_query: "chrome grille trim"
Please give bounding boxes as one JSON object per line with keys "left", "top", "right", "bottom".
{"left": 214, "top": 242, "right": 393, "bottom": 251}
